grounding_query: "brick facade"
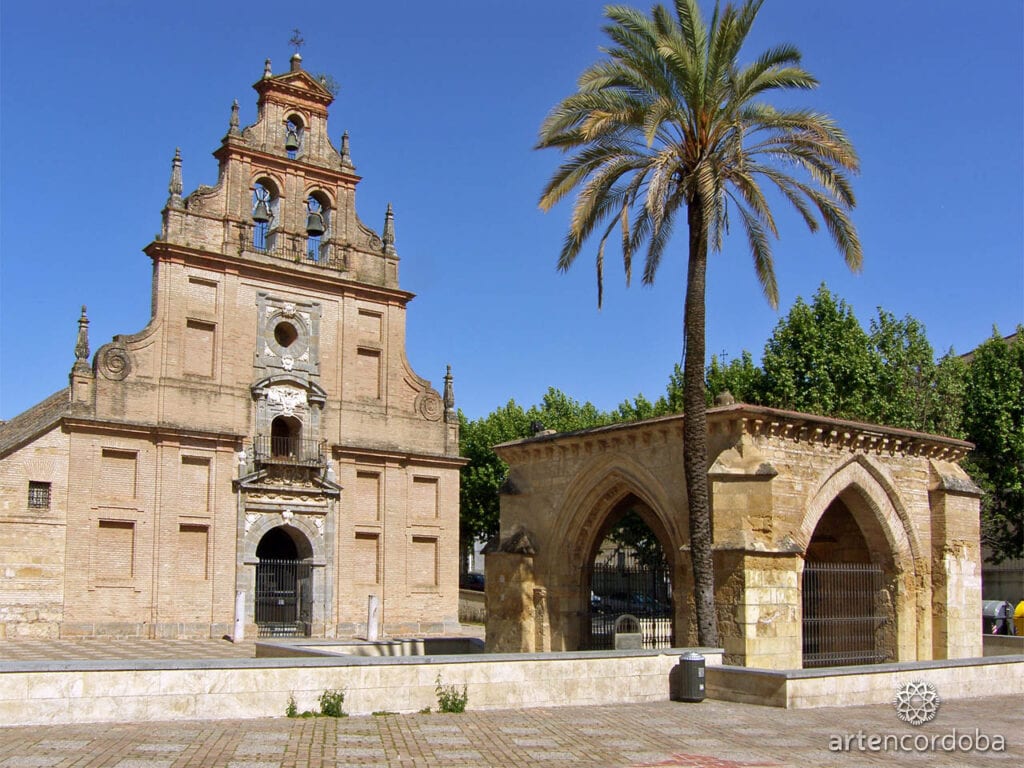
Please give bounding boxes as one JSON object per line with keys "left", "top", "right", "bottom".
{"left": 0, "top": 55, "right": 464, "bottom": 640}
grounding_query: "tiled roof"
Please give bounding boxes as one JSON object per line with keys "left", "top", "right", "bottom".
{"left": 0, "top": 388, "right": 70, "bottom": 458}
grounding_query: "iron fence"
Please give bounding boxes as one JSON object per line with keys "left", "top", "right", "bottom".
{"left": 255, "top": 558, "right": 312, "bottom": 638}
{"left": 802, "top": 561, "right": 888, "bottom": 668}
{"left": 586, "top": 547, "right": 673, "bottom": 650}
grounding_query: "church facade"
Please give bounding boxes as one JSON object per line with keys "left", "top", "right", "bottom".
{"left": 0, "top": 55, "right": 464, "bottom": 639}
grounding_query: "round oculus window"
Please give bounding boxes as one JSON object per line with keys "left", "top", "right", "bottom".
{"left": 274, "top": 321, "right": 299, "bottom": 348}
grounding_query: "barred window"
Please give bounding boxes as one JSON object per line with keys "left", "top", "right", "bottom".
{"left": 28, "top": 481, "right": 51, "bottom": 509}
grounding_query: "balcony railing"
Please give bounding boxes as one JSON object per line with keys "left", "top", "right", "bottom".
{"left": 251, "top": 435, "right": 325, "bottom": 468}
{"left": 238, "top": 224, "right": 346, "bottom": 271}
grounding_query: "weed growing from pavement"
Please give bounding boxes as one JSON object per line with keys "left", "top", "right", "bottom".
{"left": 285, "top": 689, "right": 348, "bottom": 718}
{"left": 435, "top": 675, "right": 468, "bottom": 713}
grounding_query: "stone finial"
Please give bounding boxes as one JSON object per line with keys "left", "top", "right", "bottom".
{"left": 290, "top": 52, "right": 302, "bottom": 72}
{"left": 715, "top": 390, "right": 736, "bottom": 406}
{"left": 443, "top": 364, "right": 456, "bottom": 422}
{"left": 340, "top": 131, "right": 355, "bottom": 171}
{"left": 263, "top": 58, "right": 273, "bottom": 79}
{"left": 73, "top": 305, "right": 90, "bottom": 373}
{"left": 229, "top": 100, "right": 240, "bottom": 135}
{"left": 382, "top": 203, "right": 395, "bottom": 254}
{"left": 167, "top": 148, "right": 183, "bottom": 209}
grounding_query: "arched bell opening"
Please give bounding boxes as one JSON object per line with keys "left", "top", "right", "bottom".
{"left": 284, "top": 115, "right": 304, "bottom": 158}
{"left": 801, "top": 496, "right": 897, "bottom": 668}
{"left": 251, "top": 179, "right": 280, "bottom": 252}
{"left": 305, "top": 193, "right": 330, "bottom": 262}
{"left": 255, "top": 525, "right": 313, "bottom": 637}
{"left": 581, "top": 495, "right": 674, "bottom": 650}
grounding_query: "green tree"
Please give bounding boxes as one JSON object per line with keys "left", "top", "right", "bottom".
{"left": 706, "top": 351, "right": 764, "bottom": 405}
{"left": 761, "top": 285, "right": 875, "bottom": 420}
{"left": 962, "top": 329, "right": 1024, "bottom": 562}
{"left": 536, "top": 0, "right": 860, "bottom": 645}
{"left": 458, "top": 388, "right": 617, "bottom": 562}
{"left": 868, "top": 309, "right": 947, "bottom": 431}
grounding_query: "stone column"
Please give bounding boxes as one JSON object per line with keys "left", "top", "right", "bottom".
{"left": 484, "top": 553, "right": 536, "bottom": 653}
{"left": 929, "top": 461, "right": 983, "bottom": 659}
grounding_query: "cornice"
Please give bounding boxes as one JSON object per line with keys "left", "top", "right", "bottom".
{"left": 331, "top": 443, "right": 468, "bottom": 469}
{"left": 144, "top": 240, "right": 415, "bottom": 306}
{"left": 62, "top": 417, "right": 244, "bottom": 445}
{"left": 494, "top": 404, "right": 973, "bottom": 465}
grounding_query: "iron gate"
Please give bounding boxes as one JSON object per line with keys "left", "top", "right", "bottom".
{"left": 802, "top": 561, "right": 887, "bottom": 667}
{"left": 586, "top": 547, "right": 673, "bottom": 650}
{"left": 255, "top": 558, "right": 312, "bottom": 637}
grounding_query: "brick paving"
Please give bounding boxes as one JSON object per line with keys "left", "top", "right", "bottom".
{"left": 0, "top": 695, "right": 1019, "bottom": 767}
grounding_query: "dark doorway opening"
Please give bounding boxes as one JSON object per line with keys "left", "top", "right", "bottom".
{"left": 255, "top": 526, "right": 312, "bottom": 638}
{"left": 584, "top": 504, "right": 673, "bottom": 650}
{"left": 802, "top": 499, "right": 889, "bottom": 667}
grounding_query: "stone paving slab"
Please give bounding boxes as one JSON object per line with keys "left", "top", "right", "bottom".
{"left": 0, "top": 639, "right": 257, "bottom": 663}
{"left": 0, "top": 695, "right": 1018, "bottom": 767}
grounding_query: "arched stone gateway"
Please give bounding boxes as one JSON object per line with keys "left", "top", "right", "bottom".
{"left": 254, "top": 526, "right": 314, "bottom": 637}
{"left": 487, "top": 404, "right": 983, "bottom": 669}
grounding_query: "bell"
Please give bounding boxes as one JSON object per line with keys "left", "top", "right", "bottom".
{"left": 306, "top": 211, "right": 325, "bottom": 236}
{"left": 252, "top": 199, "right": 271, "bottom": 223}
{"left": 285, "top": 129, "right": 300, "bottom": 152}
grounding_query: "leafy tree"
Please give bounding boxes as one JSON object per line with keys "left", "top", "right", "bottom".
{"left": 961, "top": 329, "right": 1024, "bottom": 562}
{"left": 761, "top": 285, "right": 875, "bottom": 421}
{"left": 458, "top": 388, "right": 617, "bottom": 564}
{"left": 930, "top": 351, "right": 967, "bottom": 440}
{"left": 536, "top": 0, "right": 860, "bottom": 645}
{"left": 706, "top": 351, "right": 764, "bottom": 405}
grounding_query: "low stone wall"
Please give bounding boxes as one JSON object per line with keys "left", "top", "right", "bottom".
{"left": 458, "top": 589, "right": 486, "bottom": 623}
{"left": 983, "top": 635, "right": 1024, "bottom": 656}
{"left": 0, "top": 647, "right": 722, "bottom": 726}
{"left": 707, "top": 655, "right": 1024, "bottom": 708}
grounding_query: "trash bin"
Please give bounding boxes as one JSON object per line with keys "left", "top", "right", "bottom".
{"left": 1016, "top": 601, "right": 1024, "bottom": 637}
{"left": 982, "top": 600, "right": 1015, "bottom": 635}
{"left": 670, "top": 651, "right": 705, "bottom": 702}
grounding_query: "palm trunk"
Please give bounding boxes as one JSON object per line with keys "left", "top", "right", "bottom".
{"left": 684, "top": 196, "right": 719, "bottom": 647}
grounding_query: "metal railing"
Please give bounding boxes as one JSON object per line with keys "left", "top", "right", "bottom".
{"left": 802, "top": 561, "right": 888, "bottom": 668}
{"left": 587, "top": 547, "right": 674, "bottom": 650}
{"left": 251, "top": 435, "right": 325, "bottom": 467}
{"left": 238, "top": 224, "right": 346, "bottom": 270}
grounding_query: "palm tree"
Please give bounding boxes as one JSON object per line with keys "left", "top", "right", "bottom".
{"left": 536, "top": 0, "right": 861, "bottom": 646}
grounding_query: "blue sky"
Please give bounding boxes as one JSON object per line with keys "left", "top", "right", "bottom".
{"left": 1, "top": 0, "right": 1022, "bottom": 422}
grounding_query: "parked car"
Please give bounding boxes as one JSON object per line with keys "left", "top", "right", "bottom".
{"left": 460, "top": 572, "right": 485, "bottom": 591}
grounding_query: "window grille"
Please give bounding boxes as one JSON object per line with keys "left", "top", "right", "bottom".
{"left": 28, "top": 481, "right": 51, "bottom": 509}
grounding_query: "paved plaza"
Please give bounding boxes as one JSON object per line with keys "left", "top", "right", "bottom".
{"left": 0, "top": 694, "right": 1018, "bottom": 767}
{"left": 0, "top": 639, "right": 1018, "bottom": 767}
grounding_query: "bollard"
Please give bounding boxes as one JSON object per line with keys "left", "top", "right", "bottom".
{"left": 368, "top": 593, "right": 385, "bottom": 643}
{"left": 670, "top": 651, "right": 706, "bottom": 702}
{"left": 232, "top": 590, "right": 245, "bottom": 643}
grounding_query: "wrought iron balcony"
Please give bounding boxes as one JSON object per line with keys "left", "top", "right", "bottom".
{"left": 250, "top": 435, "right": 325, "bottom": 468}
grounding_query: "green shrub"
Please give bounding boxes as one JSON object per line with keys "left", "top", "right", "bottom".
{"left": 285, "top": 694, "right": 298, "bottom": 718}
{"left": 318, "top": 688, "right": 347, "bottom": 718}
{"left": 434, "top": 675, "right": 468, "bottom": 713}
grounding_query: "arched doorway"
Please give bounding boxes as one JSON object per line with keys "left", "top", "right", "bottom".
{"left": 255, "top": 525, "right": 313, "bottom": 637}
{"left": 802, "top": 497, "right": 894, "bottom": 667}
{"left": 583, "top": 497, "right": 674, "bottom": 650}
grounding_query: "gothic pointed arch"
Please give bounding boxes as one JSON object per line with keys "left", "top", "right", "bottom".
{"left": 551, "top": 453, "right": 683, "bottom": 572}
{"left": 797, "top": 453, "right": 921, "bottom": 571}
